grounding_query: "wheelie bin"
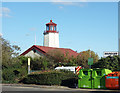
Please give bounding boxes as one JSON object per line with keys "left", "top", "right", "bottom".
{"left": 105, "top": 71, "right": 120, "bottom": 89}
{"left": 78, "top": 69, "right": 93, "bottom": 88}
{"left": 78, "top": 68, "right": 112, "bottom": 89}
{"left": 92, "top": 68, "right": 112, "bottom": 89}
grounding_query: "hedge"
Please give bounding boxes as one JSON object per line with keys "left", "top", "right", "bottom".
{"left": 2, "top": 67, "right": 27, "bottom": 84}
{"left": 20, "top": 71, "right": 78, "bottom": 87}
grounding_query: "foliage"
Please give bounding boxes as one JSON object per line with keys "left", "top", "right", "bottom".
{"left": 30, "top": 57, "right": 54, "bottom": 70}
{"left": 1, "top": 37, "right": 21, "bottom": 69}
{"left": 76, "top": 49, "right": 99, "bottom": 68}
{"left": 1, "top": 37, "right": 28, "bottom": 83}
{"left": 2, "top": 57, "right": 28, "bottom": 83}
{"left": 47, "top": 49, "right": 78, "bottom": 67}
{"left": 92, "top": 56, "right": 120, "bottom": 71}
{"left": 47, "top": 49, "right": 99, "bottom": 68}
{"left": 2, "top": 69, "right": 16, "bottom": 82}
{"left": 47, "top": 49, "right": 65, "bottom": 63}
{"left": 2, "top": 66, "right": 27, "bottom": 83}
{"left": 18, "top": 56, "right": 28, "bottom": 67}
{"left": 20, "top": 70, "right": 77, "bottom": 87}
{"left": 1, "top": 37, "right": 101, "bottom": 85}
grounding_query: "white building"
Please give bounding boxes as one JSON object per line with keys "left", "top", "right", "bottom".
{"left": 43, "top": 20, "right": 59, "bottom": 48}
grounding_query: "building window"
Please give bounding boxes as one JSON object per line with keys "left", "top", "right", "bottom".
{"left": 54, "top": 26, "right": 56, "bottom": 31}
{"left": 50, "top": 26, "right": 53, "bottom": 31}
{"left": 46, "top": 25, "right": 49, "bottom": 31}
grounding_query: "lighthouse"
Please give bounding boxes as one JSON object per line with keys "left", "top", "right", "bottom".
{"left": 43, "top": 20, "right": 59, "bottom": 48}
{"left": 21, "top": 20, "right": 79, "bottom": 58}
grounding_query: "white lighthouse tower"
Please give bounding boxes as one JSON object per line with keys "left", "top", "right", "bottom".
{"left": 43, "top": 20, "right": 59, "bottom": 48}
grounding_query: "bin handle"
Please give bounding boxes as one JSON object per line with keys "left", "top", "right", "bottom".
{"left": 79, "top": 77, "right": 82, "bottom": 79}
{"left": 92, "top": 77, "right": 95, "bottom": 79}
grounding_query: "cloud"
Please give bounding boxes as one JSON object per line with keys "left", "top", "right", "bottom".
{"left": 51, "top": 0, "right": 87, "bottom": 8}
{"left": 51, "top": 0, "right": 87, "bottom": 3}
{"left": 2, "top": 7, "right": 10, "bottom": 13}
{"left": 0, "top": 14, "right": 2, "bottom": 17}
{"left": 52, "top": 2, "right": 82, "bottom": 6}
{"left": 0, "top": 33, "right": 3, "bottom": 36}
{"left": 30, "top": 28, "right": 36, "bottom": 31}
{"left": 59, "top": 6, "right": 64, "bottom": 9}
{"left": 4, "top": 14, "right": 11, "bottom": 17}
{"left": 0, "top": 7, "right": 11, "bottom": 17}
{"left": 25, "top": 34, "right": 30, "bottom": 36}
{"left": 50, "top": 0, "right": 119, "bottom": 2}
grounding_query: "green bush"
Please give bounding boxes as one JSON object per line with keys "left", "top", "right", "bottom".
{"left": 2, "top": 67, "right": 27, "bottom": 84}
{"left": 92, "top": 56, "right": 120, "bottom": 71}
{"left": 21, "top": 71, "right": 77, "bottom": 86}
{"left": 2, "top": 69, "right": 16, "bottom": 81}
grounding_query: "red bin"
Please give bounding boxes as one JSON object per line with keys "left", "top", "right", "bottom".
{"left": 105, "top": 71, "right": 120, "bottom": 89}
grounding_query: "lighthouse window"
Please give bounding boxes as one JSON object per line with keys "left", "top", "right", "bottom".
{"left": 50, "top": 26, "right": 53, "bottom": 31}
{"left": 46, "top": 26, "right": 49, "bottom": 31}
{"left": 54, "top": 26, "right": 56, "bottom": 31}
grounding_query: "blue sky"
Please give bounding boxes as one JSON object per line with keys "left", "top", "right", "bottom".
{"left": 2, "top": 2, "right": 118, "bottom": 58}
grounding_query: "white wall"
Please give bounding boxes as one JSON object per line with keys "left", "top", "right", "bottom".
{"left": 24, "top": 49, "right": 44, "bottom": 58}
{"left": 44, "top": 33, "right": 59, "bottom": 48}
{"left": 44, "top": 34, "right": 49, "bottom": 47}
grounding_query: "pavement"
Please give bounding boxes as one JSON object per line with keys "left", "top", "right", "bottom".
{"left": 2, "top": 84, "right": 68, "bottom": 89}
{"left": 1, "top": 84, "right": 120, "bottom": 92}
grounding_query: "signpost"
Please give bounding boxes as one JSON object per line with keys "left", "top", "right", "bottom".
{"left": 28, "top": 58, "right": 30, "bottom": 74}
{"left": 88, "top": 57, "right": 93, "bottom": 69}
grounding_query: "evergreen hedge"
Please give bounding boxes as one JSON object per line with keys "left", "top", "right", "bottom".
{"left": 21, "top": 71, "right": 78, "bottom": 87}
{"left": 2, "top": 67, "right": 27, "bottom": 83}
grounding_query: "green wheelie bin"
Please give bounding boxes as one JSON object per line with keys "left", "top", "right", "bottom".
{"left": 92, "top": 68, "right": 112, "bottom": 89}
{"left": 78, "top": 69, "right": 93, "bottom": 88}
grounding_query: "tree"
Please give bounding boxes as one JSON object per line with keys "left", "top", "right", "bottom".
{"left": 76, "top": 49, "right": 99, "bottom": 68}
{"left": 1, "top": 37, "right": 21, "bottom": 69}
{"left": 1, "top": 37, "right": 28, "bottom": 83}
{"left": 30, "top": 56, "right": 54, "bottom": 70}
{"left": 92, "top": 56, "right": 120, "bottom": 71}
{"left": 47, "top": 49, "right": 65, "bottom": 64}
{"left": 47, "top": 49, "right": 78, "bottom": 67}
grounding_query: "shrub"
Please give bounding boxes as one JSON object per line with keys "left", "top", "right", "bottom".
{"left": 2, "top": 67, "right": 28, "bottom": 83}
{"left": 2, "top": 69, "right": 16, "bottom": 81}
{"left": 21, "top": 71, "right": 78, "bottom": 86}
{"left": 92, "top": 56, "right": 120, "bottom": 71}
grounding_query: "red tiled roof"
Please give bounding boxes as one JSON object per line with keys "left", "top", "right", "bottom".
{"left": 21, "top": 45, "right": 78, "bottom": 58}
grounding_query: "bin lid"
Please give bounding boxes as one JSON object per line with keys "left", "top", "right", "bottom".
{"left": 80, "top": 69, "right": 93, "bottom": 71}
{"left": 107, "top": 71, "right": 120, "bottom": 76}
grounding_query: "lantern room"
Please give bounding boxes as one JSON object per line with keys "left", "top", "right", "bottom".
{"left": 44, "top": 20, "right": 58, "bottom": 34}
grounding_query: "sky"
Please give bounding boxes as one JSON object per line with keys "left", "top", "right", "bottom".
{"left": 2, "top": 2, "right": 118, "bottom": 58}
